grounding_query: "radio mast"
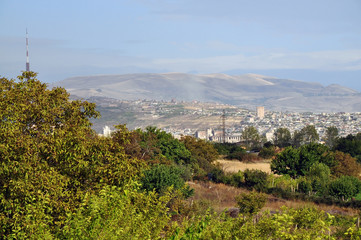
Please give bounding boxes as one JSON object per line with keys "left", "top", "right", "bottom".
{"left": 26, "top": 28, "right": 30, "bottom": 71}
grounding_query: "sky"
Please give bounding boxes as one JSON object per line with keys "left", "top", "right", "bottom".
{"left": 1, "top": 0, "right": 361, "bottom": 91}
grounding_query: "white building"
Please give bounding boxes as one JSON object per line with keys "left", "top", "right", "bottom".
{"left": 103, "top": 125, "right": 113, "bottom": 137}
{"left": 257, "top": 106, "right": 265, "bottom": 119}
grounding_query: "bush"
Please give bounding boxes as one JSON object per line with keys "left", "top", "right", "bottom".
{"left": 259, "top": 146, "right": 276, "bottom": 159}
{"left": 235, "top": 191, "right": 267, "bottom": 215}
{"left": 229, "top": 171, "right": 244, "bottom": 188}
{"left": 298, "top": 179, "right": 313, "bottom": 194}
{"left": 213, "top": 143, "right": 245, "bottom": 156}
{"left": 306, "top": 162, "right": 330, "bottom": 195}
{"left": 207, "top": 167, "right": 227, "bottom": 183}
{"left": 328, "top": 176, "right": 361, "bottom": 201}
{"left": 62, "top": 183, "right": 172, "bottom": 239}
{"left": 181, "top": 136, "right": 219, "bottom": 173}
{"left": 244, "top": 169, "right": 268, "bottom": 192}
{"left": 141, "top": 164, "right": 194, "bottom": 197}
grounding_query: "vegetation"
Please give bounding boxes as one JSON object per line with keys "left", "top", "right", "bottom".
{"left": 273, "top": 127, "right": 292, "bottom": 148}
{"left": 242, "top": 126, "right": 265, "bottom": 150}
{"left": 3, "top": 72, "right": 361, "bottom": 238}
{"left": 271, "top": 143, "right": 334, "bottom": 178}
{"left": 334, "top": 133, "right": 361, "bottom": 163}
{"left": 325, "top": 126, "right": 339, "bottom": 148}
{"left": 236, "top": 191, "right": 267, "bottom": 215}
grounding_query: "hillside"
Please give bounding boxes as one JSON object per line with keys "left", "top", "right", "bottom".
{"left": 54, "top": 73, "right": 361, "bottom": 112}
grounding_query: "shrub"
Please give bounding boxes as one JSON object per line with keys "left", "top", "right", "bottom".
{"left": 298, "top": 178, "right": 313, "bottom": 194}
{"left": 259, "top": 145, "right": 276, "bottom": 159}
{"left": 229, "top": 171, "right": 244, "bottom": 188}
{"left": 328, "top": 176, "right": 361, "bottom": 201}
{"left": 207, "top": 167, "right": 227, "bottom": 183}
{"left": 306, "top": 162, "right": 330, "bottom": 195}
{"left": 244, "top": 169, "right": 268, "bottom": 192}
{"left": 235, "top": 191, "right": 267, "bottom": 215}
{"left": 140, "top": 164, "right": 194, "bottom": 197}
{"left": 180, "top": 136, "right": 219, "bottom": 173}
{"left": 62, "top": 183, "right": 172, "bottom": 239}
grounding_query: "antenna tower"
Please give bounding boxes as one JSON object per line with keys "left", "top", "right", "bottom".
{"left": 222, "top": 109, "right": 226, "bottom": 143}
{"left": 26, "top": 28, "right": 30, "bottom": 71}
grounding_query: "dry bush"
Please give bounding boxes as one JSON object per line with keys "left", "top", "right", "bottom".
{"left": 187, "top": 181, "right": 359, "bottom": 217}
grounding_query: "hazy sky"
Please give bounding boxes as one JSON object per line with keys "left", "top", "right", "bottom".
{"left": 1, "top": 0, "right": 361, "bottom": 91}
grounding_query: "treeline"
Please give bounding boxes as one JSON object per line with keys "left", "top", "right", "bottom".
{"left": 2, "top": 72, "right": 361, "bottom": 239}
{"left": 212, "top": 126, "right": 361, "bottom": 206}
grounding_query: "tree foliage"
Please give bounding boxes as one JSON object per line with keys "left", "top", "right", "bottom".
{"left": 273, "top": 128, "right": 292, "bottom": 148}
{"left": 332, "top": 151, "right": 361, "bottom": 178}
{"left": 0, "top": 72, "right": 145, "bottom": 237}
{"left": 180, "top": 135, "right": 219, "bottom": 173}
{"left": 328, "top": 176, "right": 361, "bottom": 200}
{"left": 242, "top": 126, "right": 262, "bottom": 150}
{"left": 140, "top": 164, "right": 194, "bottom": 198}
{"left": 244, "top": 169, "right": 268, "bottom": 191}
{"left": 334, "top": 133, "right": 361, "bottom": 163}
{"left": 324, "top": 126, "right": 339, "bottom": 148}
{"left": 271, "top": 143, "right": 334, "bottom": 178}
{"left": 62, "top": 183, "right": 173, "bottom": 239}
{"left": 292, "top": 125, "right": 319, "bottom": 147}
{"left": 4, "top": 72, "right": 361, "bottom": 238}
{"left": 258, "top": 143, "right": 276, "bottom": 159}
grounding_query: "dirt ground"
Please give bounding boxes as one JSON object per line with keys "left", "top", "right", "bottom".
{"left": 217, "top": 159, "right": 272, "bottom": 174}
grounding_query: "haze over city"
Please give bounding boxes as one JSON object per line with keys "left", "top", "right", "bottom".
{"left": 1, "top": 0, "right": 361, "bottom": 91}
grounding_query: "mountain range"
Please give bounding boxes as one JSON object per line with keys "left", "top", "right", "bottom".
{"left": 54, "top": 73, "right": 361, "bottom": 112}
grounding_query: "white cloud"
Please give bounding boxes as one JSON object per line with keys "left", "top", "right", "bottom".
{"left": 151, "top": 49, "right": 361, "bottom": 72}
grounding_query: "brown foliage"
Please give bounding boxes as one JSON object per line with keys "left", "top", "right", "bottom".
{"left": 332, "top": 151, "right": 361, "bottom": 178}
{"left": 181, "top": 135, "right": 219, "bottom": 172}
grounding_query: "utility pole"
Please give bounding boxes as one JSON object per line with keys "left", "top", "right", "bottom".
{"left": 222, "top": 109, "right": 226, "bottom": 143}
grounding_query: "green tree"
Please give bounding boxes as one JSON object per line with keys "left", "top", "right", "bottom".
{"left": 271, "top": 146, "right": 300, "bottom": 178}
{"left": 271, "top": 143, "right": 334, "bottom": 178}
{"left": 273, "top": 128, "right": 292, "bottom": 148}
{"left": 242, "top": 126, "right": 261, "bottom": 150}
{"left": 259, "top": 143, "right": 276, "bottom": 159}
{"left": 0, "top": 72, "right": 145, "bottom": 237}
{"left": 334, "top": 133, "right": 361, "bottom": 163}
{"left": 301, "top": 125, "right": 319, "bottom": 143}
{"left": 324, "top": 126, "right": 339, "bottom": 148}
{"left": 292, "top": 125, "right": 319, "bottom": 147}
{"left": 306, "top": 162, "right": 330, "bottom": 195}
{"left": 292, "top": 130, "right": 304, "bottom": 148}
{"left": 143, "top": 126, "right": 192, "bottom": 165}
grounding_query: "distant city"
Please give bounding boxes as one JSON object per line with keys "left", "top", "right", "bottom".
{"left": 95, "top": 98, "right": 361, "bottom": 142}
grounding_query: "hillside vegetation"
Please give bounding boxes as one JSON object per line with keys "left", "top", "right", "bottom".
{"left": 2, "top": 72, "right": 361, "bottom": 239}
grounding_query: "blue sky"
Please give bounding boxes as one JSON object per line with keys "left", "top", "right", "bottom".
{"left": 1, "top": 0, "right": 361, "bottom": 91}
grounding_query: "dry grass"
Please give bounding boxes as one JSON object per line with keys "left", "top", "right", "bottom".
{"left": 187, "top": 181, "right": 247, "bottom": 212}
{"left": 187, "top": 181, "right": 359, "bottom": 216}
{"left": 218, "top": 159, "right": 272, "bottom": 174}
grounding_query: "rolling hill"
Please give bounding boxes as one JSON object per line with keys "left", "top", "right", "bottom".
{"left": 54, "top": 73, "right": 361, "bottom": 112}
